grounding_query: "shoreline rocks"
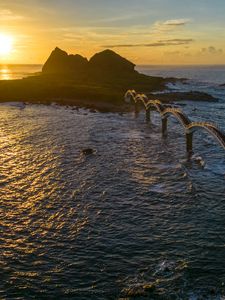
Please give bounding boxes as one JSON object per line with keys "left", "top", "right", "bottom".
{"left": 148, "top": 91, "right": 218, "bottom": 103}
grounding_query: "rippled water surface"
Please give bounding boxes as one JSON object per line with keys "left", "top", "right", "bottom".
{"left": 1, "top": 102, "right": 225, "bottom": 299}
{"left": 0, "top": 65, "right": 42, "bottom": 80}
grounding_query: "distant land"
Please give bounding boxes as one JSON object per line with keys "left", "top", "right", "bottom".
{"left": 0, "top": 48, "right": 217, "bottom": 112}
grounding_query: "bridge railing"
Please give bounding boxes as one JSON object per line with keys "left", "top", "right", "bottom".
{"left": 125, "top": 90, "right": 225, "bottom": 154}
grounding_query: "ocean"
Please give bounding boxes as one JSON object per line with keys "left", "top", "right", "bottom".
{"left": 1, "top": 64, "right": 225, "bottom": 299}
{"left": 136, "top": 65, "right": 225, "bottom": 101}
{"left": 0, "top": 64, "right": 42, "bottom": 80}
{"left": 137, "top": 65, "right": 225, "bottom": 85}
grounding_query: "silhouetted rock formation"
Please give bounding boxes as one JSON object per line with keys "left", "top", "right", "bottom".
{"left": 89, "top": 49, "right": 135, "bottom": 74}
{"left": 42, "top": 47, "right": 135, "bottom": 76}
{"left": 0, "top": 47, "right": 216, "bottom": 112}
{"left": 42, "top": 47, "right": 88, "bottom": 74}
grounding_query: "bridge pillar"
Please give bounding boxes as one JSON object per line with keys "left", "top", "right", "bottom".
{"left": 162, "top": 117, "right": 168, "bottom": 136}
{"left": 146, "top": 107, "right": 151, "bottom": 123}
{"left": 186, "top": 132, "right": 193, "bottom": 154}
{"left": 134, "top": 101, "right": 139, "bottom": 117}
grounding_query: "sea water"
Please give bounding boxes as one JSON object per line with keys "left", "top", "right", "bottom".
{"left": 1, "top": 65, "right": 225, "bottom": 299}
{"left": 0, "top": 64, "right": 42, "bottom": 80}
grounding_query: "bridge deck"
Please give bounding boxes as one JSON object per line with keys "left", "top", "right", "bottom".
{"left": 125, "top": 90, "right": 225, "bottom": 152}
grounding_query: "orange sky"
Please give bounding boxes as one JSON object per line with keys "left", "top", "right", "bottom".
{"left": 0, "top": 0, "right": 225, "bottom": 65}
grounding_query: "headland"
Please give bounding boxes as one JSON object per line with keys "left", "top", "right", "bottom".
{"left": 0, "top": 48, "right": 218, "bottom": 112}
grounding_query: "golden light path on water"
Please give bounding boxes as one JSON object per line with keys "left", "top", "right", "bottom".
{"left": 0, "top": 102, "right": 225, "bottom": 299}
{"left": 0, "top": 67, "right": 11, "bottom": 80}
{"left": 0, "top": 65, "right": 42, "bottom": 80}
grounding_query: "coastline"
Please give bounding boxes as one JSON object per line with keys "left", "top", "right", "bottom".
{"left": 0, "top": 49, "right": 219, "bottom": 112}
{"left": 0, "top": 75, "right": 218, "bottom": 113}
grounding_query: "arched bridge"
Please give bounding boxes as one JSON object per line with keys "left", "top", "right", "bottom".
{"left": 125, "top": 90, "right": 225, "bottom": 154}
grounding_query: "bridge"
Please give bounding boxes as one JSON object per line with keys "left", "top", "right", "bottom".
{"left": 125, "top": 90, "right": 225, "bottom": 154}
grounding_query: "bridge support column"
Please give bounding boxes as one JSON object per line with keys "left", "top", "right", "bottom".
{"left": 146, "top": 108, "right": 151, "bottom": 123}
{"left": 186, "top": 132, "right": 193, "bottom": 154}
{"left": 162, "top": 117, "right": 168, "bottom": 136}
{"left": 134, "top": 102, "right": 139, "bottom": 117}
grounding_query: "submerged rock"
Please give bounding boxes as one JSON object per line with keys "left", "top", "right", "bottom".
{"left": 81, "top": 148, "right": 95, "bottom": 155}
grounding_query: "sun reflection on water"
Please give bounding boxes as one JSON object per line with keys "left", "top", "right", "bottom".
{"left": 0, "top": 67, "right": 11, "bottom": 80}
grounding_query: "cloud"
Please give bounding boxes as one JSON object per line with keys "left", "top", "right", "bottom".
{"left": 201, "top": 46, "right": 223, "bottom": 55}
{"left": 163, "top": 19, "right": 191, "bottom": 26}
{"left": 89, "top": 12, "right": 152, "bottom": 26}
{"left": 153, "top": 18, "right": 191, "bottom": 33}
{"left": 159, "top": 38, "right": 193, "bottom": 43}
{"left": 0, "top": 9, "right": 24, "bottom": 20}
{"left": 164, "top": 50, "right": 181, "bottom": 55}
{"left": 164, "top": 50, "right": 192, "bottom": 57}
{"left": 102, "top": 38, "right": 194, "bottom": 48}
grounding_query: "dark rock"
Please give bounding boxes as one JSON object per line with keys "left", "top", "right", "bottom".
{"left": 89, "top": 108, "right": 97, "bottom": 113}
{"left": 149, "top": 91, "right": 218, "bottom": 103}
{"left": 164, "top": 266, "right": 170, "bottom": 272}
{"left": 81, "top": 148, "right": 94, "bottom": 155}
{"left": 89, "top": 49, "right": 135, "bottom": 74}
{"left": 42, "top": 47, "right": 67, "bottom": 73}
{"left": 42, "top": 47, "right": 135, "bottom": 77}
{"left": 209, "top": 288, "right": 216, "bottom": 295}
{"left": 42, "top": 47, "right": 88, "bottom": 74}
{"left": 68, "top": 54, "right": 88, "bottom": 70}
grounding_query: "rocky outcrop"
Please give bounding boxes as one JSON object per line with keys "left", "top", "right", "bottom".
{"left": 89, "top": 49, "right": 135, "bottom": 74}
{"left": 148, "top": 91, "right": 218, "bottom": 103}
{"left": 42, "top": 47, "right": 88, "bottom": 74}
{"left": 42, "top": 47, "right": 135, "bottom": 75}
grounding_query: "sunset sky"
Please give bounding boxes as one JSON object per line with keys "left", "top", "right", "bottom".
{"left": 0, "top": 0, "right": 225, "bottom": 65}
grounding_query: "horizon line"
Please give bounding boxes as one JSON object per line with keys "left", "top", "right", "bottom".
{"left": 1, "top": 63, "right": 225, "bottom": 66}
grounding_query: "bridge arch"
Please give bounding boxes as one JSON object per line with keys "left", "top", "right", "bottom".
{"left": 125, "top": 90, "right": 225, "bottom": 154}
{"left": 161, "top": 108, "right": 191, "bottom": 130}
{"left": 187, "top": 122, "right": 225, "bottom": 150}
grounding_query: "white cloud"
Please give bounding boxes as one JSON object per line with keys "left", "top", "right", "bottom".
{"left": 153, "top": 18, "right": 191, "bottom": 33}
{"left": 163, "top": 19, "right": 191, "bottom": 26}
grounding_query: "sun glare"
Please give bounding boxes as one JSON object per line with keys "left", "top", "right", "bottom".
{"left": 0, "top": 34, "right": 13, "bottom": 56}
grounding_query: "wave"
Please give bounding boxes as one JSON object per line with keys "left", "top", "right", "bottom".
{"left": 166, "top": 79, "right": 225, "bottom": 101}
{"left": 136, "top": 65, "right": 225, "bottom": 101}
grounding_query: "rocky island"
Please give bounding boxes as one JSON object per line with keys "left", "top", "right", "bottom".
{"left": 0, "top": 48, "right": 218, "bottom": 111}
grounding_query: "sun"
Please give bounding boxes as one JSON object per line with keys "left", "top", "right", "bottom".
{"left": 0, "top": 34, "right": 13, "bottom": 56}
